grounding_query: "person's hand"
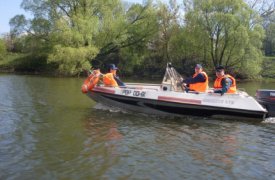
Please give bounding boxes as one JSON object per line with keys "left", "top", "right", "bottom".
{"left": 176, "top": 82, "right": 182, "bottom": 87}
{"left": 208, "top": 90, "right": 214, "bottom": 93}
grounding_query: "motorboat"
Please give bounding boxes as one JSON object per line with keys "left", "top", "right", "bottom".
{"left": 82, "top": 64, "right": 267, "bottom": 121}
{"left": 256, "top": 89, "right": 275, "bottom": 117}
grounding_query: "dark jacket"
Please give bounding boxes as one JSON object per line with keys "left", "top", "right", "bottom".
{"left": 214, "top": 77, "right": 232, "bottom": 95}
{"left": 183, "top": 73, "right": 206, "bottom": 84}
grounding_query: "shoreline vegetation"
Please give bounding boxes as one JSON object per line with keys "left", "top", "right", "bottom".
{"left": 1, "top": 54, "right": 275, "bottom": 82}
{"left": 0, "top": 0, "right": 274, "bottom": 80}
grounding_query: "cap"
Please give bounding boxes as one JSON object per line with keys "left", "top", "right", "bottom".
{"left": 195, "top": 64, "right": 202, "bottom": 69}
{"left": 215, "top": 65, "right": 225, "bottom": 72}
{"left": 108, "top": 64, "right": 118, "bottom": 70}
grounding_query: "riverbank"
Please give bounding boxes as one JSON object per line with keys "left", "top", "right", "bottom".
{"left": 0, "top": 53, "right": 59, "bottom": 75}
{"left": 1, "top": 53, "right": 275, "bottom": 79}
{"left": 0, "top": 53, "right": 22, "bottom": 73}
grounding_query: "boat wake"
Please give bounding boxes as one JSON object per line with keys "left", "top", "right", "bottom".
{"left": 93, "top": 103, "right": 129, "bottom": 114}
{"left": 262, "top": 117, "right": 275, "bottom": 123}
{"left": 93, "top": 103, "right": 207, "bottom": 120}
{"left": 93, "top": 102, "right": 275, "bottom": 123}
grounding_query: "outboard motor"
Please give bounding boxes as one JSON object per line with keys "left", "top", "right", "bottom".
{"left": 256, "top": 89, "right": 275, "bottom": 117}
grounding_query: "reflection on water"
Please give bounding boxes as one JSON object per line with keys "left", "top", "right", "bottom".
{"left": 0, "top": 74, "right": 275, "bottom": 179}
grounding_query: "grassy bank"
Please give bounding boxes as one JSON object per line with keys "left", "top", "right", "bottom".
{"left": 0, "top": 53, "right": 57, "bottom": 75}
{"left": 0, "top": 53, "right": 25, "bottom": 72}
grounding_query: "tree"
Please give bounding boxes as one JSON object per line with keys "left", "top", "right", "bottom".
{"left": 118, "top": 1, "right": 159, "bottom": 74}
{"left": 184, "top": 0, "right": 265, "bottom": 77}
{"left": 245, "top": 0, "right": 274, "bottom": 20}
{"left": 0, "top": 38, "right": 6, "bottom": 60}
{"left": 46, "top": 0, "right": 100, "bottom": 75}
{"left": 17, "top": 0, "right": 126, "bottom": 75}
{"left": 264, "top": 19, "right": 275, "bottom": 55}
{"left": 10, "top": 0, "right": 159, "bottom": 75}
{"left": 154, "top": 0, "right": 181, "bottom": 63}
{"left": 245, "top": 0, "right": 275, "bottom": 56}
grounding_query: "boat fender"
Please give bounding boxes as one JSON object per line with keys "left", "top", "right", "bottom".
{"left": 81, "top": 70, "right": 101, "bottom": 93}
{"left": 81, "top": 84, "right": 89, "bottom": 93}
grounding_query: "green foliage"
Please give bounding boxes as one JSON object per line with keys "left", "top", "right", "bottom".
{"left": 0, "top": 53, "right": 48, "bottom": 73}
{"left": 261, "top": 56, "right": 275, "bottom": 78}
{"left": 5, "top": 0, "right": 272, "bottom": 79}
{"left": 116, "top": 1, "right": 159, "bottom": 73}
{"left": 0, "top": 52, "right": 62, "bottom": 74}
{"left": 121, "top": 0, "right": 182, "bottom": 76}
{"left": 152, "top": 1, "right": 180, "bottom": 64}
{"left": 95, "top": 1, "right": 159, "bottom": 68}
{"left": 9, "top": 15, "right": 28, "bottom": 37}
{"left": 264, "top": 18, "right": 275, "bottom": 56}
{"left": 48, "top": 45, "right": 98, "bottom": 75}
{"left": 184, "top": 0, "right": 265, "bottom": 74}
{"left": 11, "top": 54, "right": 48, "bottom": 72}
{"left": 0, "top": 39, "right": 6, "bottom": 60}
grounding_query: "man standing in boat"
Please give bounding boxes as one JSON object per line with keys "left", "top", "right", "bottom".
{"left": 181, "top": 64, "right": 209, "bottom": 92}
{"left": 212, "top": 66, "right": 236, "bottom": 95}
{"left": 103, "top": 64, "right": 125, "bottom": 87}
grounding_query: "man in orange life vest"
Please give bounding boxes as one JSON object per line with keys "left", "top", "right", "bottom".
{"left": 103, "top": 64, "right": 125, "bottom": 87}
{"left": 182, "top": 64, "right": 209, "bottom": 92}
{"left": 212, "top": 66, "right": 236, "bottom": 95}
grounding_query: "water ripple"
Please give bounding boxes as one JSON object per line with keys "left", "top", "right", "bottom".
{"left": 1, "top": 75, "right": 275, "bottom": 179}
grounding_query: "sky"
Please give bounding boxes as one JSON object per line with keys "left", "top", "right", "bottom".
{"left": 0, "top": 0, "right": 146, "bottom": 35}
{"left": 0, "top": 0, "right": 31, "bottom": 34}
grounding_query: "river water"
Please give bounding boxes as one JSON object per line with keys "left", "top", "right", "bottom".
{"left": 0, "top": 74, "right": 275, "bottom": 179}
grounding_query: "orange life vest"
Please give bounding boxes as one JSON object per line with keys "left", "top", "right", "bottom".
{"left": 103, "top": 73, "right": 118, "bottom": 87}
{"left": 213, "top": 74, "right": 237, "bottom": 94}
{"left": 81, "top": 70, "right": 101, "bottom": 93}
{"left": 189, "top": 71, "right": 209, "bottom": 92}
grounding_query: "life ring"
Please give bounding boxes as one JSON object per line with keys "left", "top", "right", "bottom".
{"left": 81, "top": 70, "right": 101, "bottom": 93}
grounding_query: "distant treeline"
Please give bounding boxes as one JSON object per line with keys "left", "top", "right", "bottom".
{"left": 0, "top": 0, "right": 274, "bottom": 79}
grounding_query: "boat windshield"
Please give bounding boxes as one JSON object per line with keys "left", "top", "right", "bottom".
{"left": 162, "top": 63, "right": 184, "bottom": 91}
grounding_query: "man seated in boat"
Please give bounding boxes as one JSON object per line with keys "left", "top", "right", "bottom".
{"left": 211, "top": 66, "right": 237, "bottom": 95}
{"left": 181, "top": 64, "right": 209, "bottom": 92}
{"left": 103, "top": 64, "right": 125, "bottom": 87}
